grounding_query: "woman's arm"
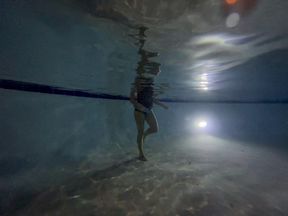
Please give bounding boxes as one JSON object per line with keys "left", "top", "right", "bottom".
{"left": 129, "top": 87, "right": 138, "bottom": 106}
{"left": 153, "top": 98, "right": 168, "bottom": 109}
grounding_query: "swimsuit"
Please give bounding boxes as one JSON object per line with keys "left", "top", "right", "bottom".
{"left": 134, "top": 108, "right": 150, "bottom": 117}
{"left": 135, "top": 85, "right": 153, "bottom": 117}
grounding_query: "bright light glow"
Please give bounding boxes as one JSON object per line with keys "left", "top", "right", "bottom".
{"left": 199, "top": 80, "right": 209, "bottom": 90}
{"left": 197, "top": 121, "right": 207, "bottom": 128}
{"left": 200, "top": 81, "right": 209, "bottom": 86}
{"left": 186, "top": 116, "right": 211, "bottom": 132}
{"left": 226, "top": 0, "right": 238, "bottom": 5}
{"left": 198, "top": 74, "right": 209, "bottom": 91}
{"left": 192, "top": 35, "right": 227, "bottom": 47}
{"left": 200, "top": 74, "right": 207, "bottom": 80}
{"left": 226, "top": 13, "right": 240, "bottom": 28}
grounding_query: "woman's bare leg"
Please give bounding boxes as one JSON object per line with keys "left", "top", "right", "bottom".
{"left": 134, "top": 111, "right": 147, "bottom": 160}
{"left": 144, "top": 110, "right": 159, "bottom": 141}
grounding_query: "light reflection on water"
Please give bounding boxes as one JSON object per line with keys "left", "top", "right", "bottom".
{"left": 104, "top": 0, "right": 288, "bottom": 101}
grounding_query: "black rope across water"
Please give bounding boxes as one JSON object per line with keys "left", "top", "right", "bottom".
{"left": 0, "top": 79, "right": 128, "bottom": 101}
{"left": 1, "top": 79, "right": 288, "bottom": 104}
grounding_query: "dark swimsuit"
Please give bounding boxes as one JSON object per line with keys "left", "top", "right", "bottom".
{"left": 135, "top": 86, "right": 153, "bottom": 117}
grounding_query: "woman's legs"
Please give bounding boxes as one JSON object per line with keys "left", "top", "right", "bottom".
{"left": 134, "top": 110, "right": 159, "bottom": 161}
{"left": 144, "top": 110, "right": 159, "bottom": 141}
{"left": 134, "top": 110, "right": 146, "bottom": 160}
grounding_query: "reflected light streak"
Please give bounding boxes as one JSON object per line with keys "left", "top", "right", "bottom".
{"left": 200, "top": 75, "right": 207, "bottom": 81}
{"left": 199, "top": 72, "right": 209, "bottom": 91}
{"left": 199, "top": 81, "right": 208, "bottom": 85}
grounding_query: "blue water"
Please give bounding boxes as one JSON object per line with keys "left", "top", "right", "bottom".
{"left": 1, "top": 0, "right": 288, "bottom": 215}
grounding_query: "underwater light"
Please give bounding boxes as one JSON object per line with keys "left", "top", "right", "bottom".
{"left": 226, "top": 0, "right": 238, "bottom": 5}
{"left": 186, "top": 117, "right": 210, "bottom": 131}
{"left": 197, "top": 121, "right": 207, "bottom": 128}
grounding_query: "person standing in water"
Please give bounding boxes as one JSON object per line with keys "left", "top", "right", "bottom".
{"left": 130, "top": 75, "right": 168, "bottom": 161}
{"left": 130, "top": 26, "right": 168, "bottom": 161}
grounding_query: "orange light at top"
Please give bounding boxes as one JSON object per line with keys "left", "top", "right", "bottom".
{"left": 226, "top": 0, "right": 238, "bottom": 5}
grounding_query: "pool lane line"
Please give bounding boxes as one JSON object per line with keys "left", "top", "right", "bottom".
{"left": 1, "top": 79, "right": 288, "bottom": 104}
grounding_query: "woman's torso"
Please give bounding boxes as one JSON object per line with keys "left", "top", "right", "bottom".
{"left": 137, "top": 85, "right": 154, "bottom": 109}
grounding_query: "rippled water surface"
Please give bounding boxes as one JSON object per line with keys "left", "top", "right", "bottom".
{"left": 1, "top": 0, "right": 288, "bottom": 100}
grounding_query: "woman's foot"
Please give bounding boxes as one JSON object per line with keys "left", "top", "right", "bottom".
{"left": 138, "top": 155, "right": 148, "bottom": 161}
